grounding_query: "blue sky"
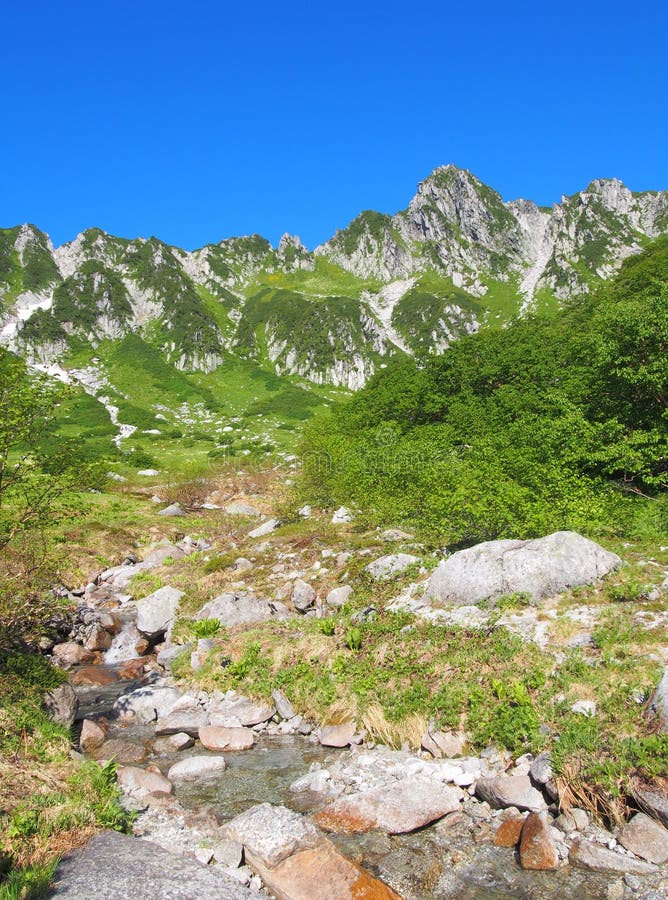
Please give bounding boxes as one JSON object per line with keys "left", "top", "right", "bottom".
{"left": 3, "top": 0, "right": 666, "bottom": 250}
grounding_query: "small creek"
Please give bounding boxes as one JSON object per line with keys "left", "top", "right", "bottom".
{"left": 71, "top": 678, "right": 620, "bottom": 900}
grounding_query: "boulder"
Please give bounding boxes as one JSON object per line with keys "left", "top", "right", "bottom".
{"left": 313, "top": 778, "right": 463, "bottom": 834}
{"left": 519, "top": 812, "right": 559, "bottom": 870}
{"left": 92, "top": 739, "right": 147, "bottom": 764}
{"left": 272, "top": 689, "right": 295, "bottom": 720}
{"left": 475, "top": 775, "right": 547, "bottom": 812}
{"left": 319, "top": 722, "right": 356, "bottom": 748}
{"left": 142, "top": 544, "right": 186, "bottom": 567}
{"left": 648, "top": 666, "right": 668, "bottom": 732}
{"left": 43, "top": 683, "right": 78, "bottom": 727}
{"left": 112, "top": 685, "right": 181, "bottom": 723}
{"left": 52, "top": 642, "right": 96, "bottom": 667}
{"left": 493, "top": 810, "right": 528, "bottom": 847}
{"left": 155, "top": 708, "right": 208, "bottom": 736}
{"left": 157, "top": 503, "right": 187, "bottom": 517}
{"left": 331, "top": 507, "right": 352, "bottom": 524}
{"left": 292, "top": 579, "right": 316, "bottom": 612}
{"left": 116, "top": 766, "right": 173, "bottom": 797}
{"left": 619, "top": 812, "right": 668, "bottom": 864}
{"left": 167, "top": 755, "right": 227, "bottom": 781}
{"left": 82, "top": 624, "right": 113, "bottom": 652}
{"left": 223, "top": 803, "right": 320, "bottom": 868}
{"left": 79, "top": 719, "right": 106, "bottom": 752}
{"left": 570, "top": 837, "right": 657, "bottom": 875}
{"left": 326, "top": 585, "right": 352, "bottom": 608}
{"left": 195, "top": 592, "right": 289, "bottom": 628}
{"left": 49, "top": 830, "right": 253, "bottom": 899}
{"left": 70, "top": 666, "right": 119, "bottom": 687}
{"left": 135, "top": 586, "right": 184, "bottom": 639}
{"left": 225, "top": 502, "right": 261, "bottom": 517}
{"left": 426, "top": 531, "right": 621, "bottom": 605}
{"left": 364, "top": 554, "right": 420, "bottom": 581}
{"left": 199, "top": 726, "right": 255, "bottom": 751}
{"left": 631, "top": 777, "right": 668, "bottom": 828}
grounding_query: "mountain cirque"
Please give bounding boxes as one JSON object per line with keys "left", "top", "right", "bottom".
{"left": 1, "top": 166, "right": 667, "bottom": 391}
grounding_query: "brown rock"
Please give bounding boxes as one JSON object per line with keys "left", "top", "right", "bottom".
{"left": 52, "top": 642, "right": 96, "bottom": 667}
{"left": 83, "top": 624, "right": 113, "bottom": 652}
{"left": 199, "top": 725, "right": 255, "bottom": 752}
{"left": 318, "top": 722, "right": 356, "bottom": 748}
{"left": 118, "top": 658, "right": 147, "bottom": 680}
{"left": 619, "top": 812, "right": 668, "bottom": 865}
{"left": 246, "top": 838, "right": 402, "bottom": 900}
{"left": 79, "top": 719, "right": 107, "bottom": 753}
{"left": 431, "top": 730, "right": 467, "bottom": 757}
{"left": 519, "top": 812, "right": 559, "bottom": 870}
{"left": 70, "top": 666, "right": 118, "bottom": 687}
{"left": 117, "top": 765, "right": 173, "bottom": 797}
{"left": 313, "top": 778, "right": 462, "bottom": 834}
{"left": 493, "top": 810, "right": 527, "bottom": 847}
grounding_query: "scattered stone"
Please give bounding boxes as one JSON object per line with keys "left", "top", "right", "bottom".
{"left": 153, "top": 732, "right": 195, "bottom": 753}
{"left": 79, "top": 719, "right": 106, "bottom": 752}
{"left": 52, "top": 642, "right": 96, "bottom": 667}
{"left": 50, "top": 830, "right": 253, "bottom": 899}
{"left": 426, "top": 531, "right": 621, "bottom": 605}
{"left": 619, "top": 812, "right": 668, "bottom": 864}
{"left": 364, "top": 553, "right": 420, "bottom": 581}
{"left": 117, "top": 766, "right": 173, "bottom": 797}
{"left": 233, "top": 558, "right": 254, "bottom": 573}
{"left": 225, "top": 502, "right": 262, "bottom": 517}
{"left": 157, "top": 503, "right": 187, "bottom": 517}
{"left": 213, "top": 839, "right": 244, "bottom": 868}
{"left": 248, "top": 519, "right": 279, "bottom": 539}
{"left": 431, "top": 730, "right": 467, "bottom": 757}
{"left": 292, "top": 578, "right": 316, "bottom": 612}
{"left": 136, "top": 469, "right": 160, "bottom": 476}
{"left": 319, "top": 722, "right": 356, "bottom": 748}
{"left": 529, "top": 752, "right": 553, "bottom": 785}
{"left": 167, "top": 756, "right": 227, "bottom": 781}
{"left": 519, "top": 811, "right": 559, "bottom": 870}
{"left": 313, "top": 778, "right": 463, "bottom": 834}
{"left": 43, "top": 683, "right": 78, "bottom": 727}
{"left": 475, "top": 775, "right": 547, "bottom": 812}
{"left": 136, "top": 586, "right": 184, "bottom": 639}
{"left": 272, "top": 689, "right": 295, "bottom": 720}
{"left": 298, "top": 505, "right": 311, "bottom": 518}
{"left": 142, "top": 544, "right": 186, "bottom": 567}
{"left": 199, "top": 726, "right": 255, "bottom": 751}
{"left": 155, "top": 709, "right": 208, "bottom": 736}
{"left": 570, "top": 837, "right": 658, "bottom": 874}
{"left": 554, "top": 810, "right": 578, "bottom": 833}
{"left": 326, "top": 585, "right": 352, "bottom": 608}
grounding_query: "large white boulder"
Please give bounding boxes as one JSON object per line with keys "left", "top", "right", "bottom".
{"left": 426, "top": 531, "right": 620, "bottom": 606}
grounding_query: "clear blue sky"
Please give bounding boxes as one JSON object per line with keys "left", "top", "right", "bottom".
{"left": 2, "top": 0, "right": 666, "bottom": 250}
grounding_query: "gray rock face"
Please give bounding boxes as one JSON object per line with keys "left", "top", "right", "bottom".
{"left": 365, "top": 553, "right": 420, "bottom": 581}
{"left": 195, "top": 592, "right": 289, "bottom": 627}
{"left": 222, "top": 803, "right": 320, "bottom": 868}
{"left": 49, "top": 830, "right": 253, "bottom": 898}
{"left": 43, "top": 683, "right": 78, "bottom": 727}
{"left": 475, "top": 775, "right": 547, "bottom": 812}
{"left": 426, "top": 531, "right": 621, "bottom": 605}
{"left": 135, "top": 586, "right": 184, "bottom": 638}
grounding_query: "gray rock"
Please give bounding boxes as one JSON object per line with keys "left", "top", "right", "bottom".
{"left": 112, "top": 686, "right": 181, "bottom": 723}
{"left": 365, "top": 553, "right": 420, "bottom": 581}
{"left": 167, "top": 755, "right": 227, "bottom": 781}
{"left": 52, "top": 642, "right": 96, "bottom": 667}
{"left": 156, "top": 643, "right": 191, "bottom": 670}
{"left": 195, "top": 592, "right": 289, "bottom": 627}
{"left": 529, "top": 752, "right": 553, "bottom": 785}
{"left": 233, "top": 558, "right": 254, "bottom": 573}
{"left": 248, "top": 518, "right": 279, "bottom": 538}
{"left": 426, "top": 531, "right": 621, "bottom": 605}
{"left": 272, "top": 689, "right": 295, "bottom": 720}
{"left": 648, "top": 666, "right": 668, "bottom": 732}
{"left": 326, "top": 585, "right": 352, "bottom": 608}
{"left": 631, "top": 778, "right": 668, "bottom": 828}
{"left": 49, "top": 830, "right": 253, "bottom": 898}
{"left": 619, "top": 812, "right": 668, "bottom": 864}
{"left": 157, "top": 503, "right": 187, "bottom": 517}
{"left": 142, "top": 544, "right": 186, "bottom": 567}
{"left": 155, "top": 709, "right": 208, "bottom": 736}
{"left": 213, "top": 839, "right": 244, "bottom": 868}
{"left": 314, "top": 778, "right": 463, "bottom": 834}
{"left": 153, "top": 732, "right": 195, "bottom": 753}
{"left": 380, "top": 529, "right": 414, "bottom": 542}
{"left": 135, "top": 586, "right": 184, "bottom": 639}
{"left": 291, "top": 578, "right": 316, "bottom": 612}
{"left": 199, "top": 726, "right": 255, "bottom": 751}
{"left": 331, "top": 507, "right": 352, "bottom": 524}
{"left": 475, "top": 775, "right": 547, "bottom": 812}
{"left": 136, "top": 469, "right": 160, "bottom": 476}
{"left": 570, "top": 837, "right": 658, "bottom": 874}
{"left": 116, "top": 766, "right": 173, "bottom": 797}
{"left": 43, "top": 683, "right": 78, "bottom": 727}
{"left": 222, "top": 803, "right": 320, "bottom": 868}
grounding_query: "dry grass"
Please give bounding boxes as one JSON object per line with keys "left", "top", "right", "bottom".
{"left": 361, "top": 703, "right": 428, "bottom": 750}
